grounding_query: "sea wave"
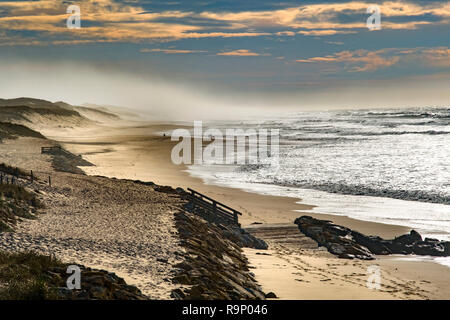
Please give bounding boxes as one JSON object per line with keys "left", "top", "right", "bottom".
{"left": 269, "top": 180, "right": 450, "bottom": 205}
{"left": 193, "top": 106, "right": 450, "bottom": 241}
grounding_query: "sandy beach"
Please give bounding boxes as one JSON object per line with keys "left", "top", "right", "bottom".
{"left": 0, "top": 137, "right": 185, "bottom": 299}
{"left": 44, "top": 123, "right": 409, "bottom": 235}
{"left": 31, "top": 120, "right": 449, "bottom": 300}
{"left": 1, "top": 0, "right": 449, "bottom": 305}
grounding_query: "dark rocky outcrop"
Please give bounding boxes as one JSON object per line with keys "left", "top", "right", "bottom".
{"left": 0, "top": 251, "right": 147, "bottom": 300}
{"left": 219, "top": 224, "right": 268, "bottom": 250}
{"left": 294, "top": 216, "right": 375, "bottom": 260}
{"left": 265, "top": 292, "right": 278, "bottom": 299}
{"left": 46, "top": 266, "right": 148, "bottom": 300}
{"left": 171, "top": 211, "right": 266, "bottom": 300}
{"left": 154, "top": 185, "right": 179, "bottom": 194}
{"left": 295, "top": 216, "right": 450, "bottom": 260}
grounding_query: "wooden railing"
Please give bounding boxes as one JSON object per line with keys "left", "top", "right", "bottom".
{"left": 185, "top": 188, "right": 242, "bottom": 226}
{"left": 42, "top": 146, "right": 72, "bottom": 155}
{"left": 0, "top": 173, "right": 18, "bottom": 185}
{"left": 41, "top": 146, "right": 59, "bottom": 154}
{"left": 42, "top": 146, "right": 80, "bottom": 160}
{"left": 0, "top": 168, "right": 51, "bottom": 186}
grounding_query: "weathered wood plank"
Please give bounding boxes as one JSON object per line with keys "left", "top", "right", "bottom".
{"left": 185, "top": 188, "right": 242, "bottom": 226}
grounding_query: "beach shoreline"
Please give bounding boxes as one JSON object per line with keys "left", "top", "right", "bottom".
{"left": 56, "top": 122, "right": 411, "bottom": 237}
{"left": 47, "top": 121, "right": 449, "bottom": 300}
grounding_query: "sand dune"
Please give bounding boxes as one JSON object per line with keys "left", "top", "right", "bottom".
{"left": 47, "top": 120, "right": 449, "bottom": 300}
{"left": 0, "top": 98, "right": 121, "bottom": 136}
{"left": 0, "top": 138, "right": 184, "bottom": 298}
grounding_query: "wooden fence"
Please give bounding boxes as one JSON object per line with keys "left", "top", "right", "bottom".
{"left": 0, "top": 168, "right": 51, "bottom": 187}
{"left": 0, "top": 173, "right": 18, "bottom": 185}
{"left": 41, "top": 146, "right": 55, "bottom": 154}
{"left": 184, "top": 188, "right": 242, "bottom": 226}
{"left": 41, "top": 146, "right": 72, "bottom": 156}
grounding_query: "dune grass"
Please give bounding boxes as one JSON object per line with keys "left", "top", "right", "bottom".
{"left": 0, "top": 184, "right": 42, "bottom": 208}
{"left": 0, "top": 122, "right": 45, "bottom": 141}
{"left": 0, "top": 251, "right": 64, "bottom": 300}
{"left": 0, "top": 182, "right": 43, "bottom": 232}
{"left": 0, "top": 163, "right": 30, "bottom": 178}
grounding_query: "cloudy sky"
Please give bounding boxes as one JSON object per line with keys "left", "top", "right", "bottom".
{"left": 0, "top": 0, "right": 449, "bottom": 118}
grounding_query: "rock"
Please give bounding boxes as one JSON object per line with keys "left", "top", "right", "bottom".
{"left": 154, "top": 185, "right": 178, "bottom": 194}
{"left": 74, "top": 290, "right": 89, "bottom": 299}
{"left": 173, "top": 273, "right": 192, "bottom": 285}
{"left": 352, "top": 233, "right": 391, "bottom": 255}
{"left": 413, "top": 242, "right": 445, "bottom": 256}
{"left": 188, "top": 285, "right": 207, "bottom": 299}
{"left": 170, "top": 288, "right": 186, "bottom": 300}
{"left": 328, "top": 243, "right": 345, "bottom": 255}
{"left": 265, "top": 292, "right": 277, "bottom": 299}
{"left": 172, "top": 211, "right": 266, "bottom": 300}
{"left": 47, "top": 265, "right": 148, "bottom": 300}
{"left": 56, "top": 287, "right": 73, "bottom": 299}
{"left": 424, "top": 238, "right": 440, "bottom": 243}
{"left": 384, "top": 241, "right": 414, "bottom": 255}
{"left": 442, "top": 242, "right": 450, "bottom": 255}
{"left": 295, "top": 215, "right": 450, "bottom": 260}
{"left": 83, "top": 275, "right": 106, "bottom": 287}
{"left": 295, "top": 216, "right": 374, "bottom": 260}
{"left": 174, "top": 262, "right": 193, "bottom": 271}
{"left": 327, "top": 225, "right": 350, "bottom": 237}
{"left": 394, "top": 230, "right": 422, "bottom": 245}
{"left": 220, "top": 225, "right": 268, "bottom": 250}
{"left": 90, "top": 286, "right": 109, "bottom": 299}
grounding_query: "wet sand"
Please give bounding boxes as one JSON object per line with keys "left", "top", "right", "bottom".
{"left": 49, "top": 123, "right": 408, "bottom": 236}
{"left": 43, "top": 121, "right": 449, "bottom": 300}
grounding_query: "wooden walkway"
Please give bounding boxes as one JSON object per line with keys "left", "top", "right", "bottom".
{"left": 41, "top": 145, "right": 74, "bottom": 157}
{"left": 245, "top": 223, "right": 320, "bottom": 250}
{"left": 184, "top": 188, "right": 242, "bottom": 226}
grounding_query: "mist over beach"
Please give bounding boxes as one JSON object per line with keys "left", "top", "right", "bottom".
{"left": 0, "top": 0, "right": 449, "bottom": 306}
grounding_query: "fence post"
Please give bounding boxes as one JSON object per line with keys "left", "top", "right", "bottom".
{"left": 233, "top": 211, "right": 238, "bottom": 225}
{"left": 31, "top": 170, "right": 33, "bottom": 183}
{"left": 213, "top": 201, "right": 217, "bottom": 223}
{"left": 48, "top": 176, "right": 51, "bottom": 187}
{"left": 190, "top": 189, "right": 196, "bottom": 212}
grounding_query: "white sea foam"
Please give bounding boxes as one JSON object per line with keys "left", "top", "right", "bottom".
{"left": 186, "top": 107, "right": 450, "bottom": 266}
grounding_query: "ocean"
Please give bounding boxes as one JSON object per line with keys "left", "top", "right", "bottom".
{"left": 186, "top": 107, "right": 450, "bottom": 247}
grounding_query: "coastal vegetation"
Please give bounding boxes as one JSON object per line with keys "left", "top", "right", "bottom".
{"left": 0, "top": 122, "right": 45, "bottom": 141}
{"left": 0, "top": 181, "right": 42, "bottom": 232}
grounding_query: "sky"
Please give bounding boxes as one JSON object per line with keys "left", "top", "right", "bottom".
{"left": 0, "top": 0, "right": 449, "bottom": 119}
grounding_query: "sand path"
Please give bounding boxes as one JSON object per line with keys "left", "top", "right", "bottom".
{"left": 0, "top": 138, "right": 184, "bottom": 299}
{"left": 244, "top": 224, "right": 445, "bottom": 299}
{"left": 47, "top": 122, "right": 450, "bottom": 300}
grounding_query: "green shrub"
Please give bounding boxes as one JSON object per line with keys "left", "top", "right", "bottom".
{"left": 0, "top": 251, "right": 64, "bottom": 300}
{"left": 0, "top": 183, "right": 42, "bottom": 234}
{"left": 0, "top": 221, "right": 12, "bottom": 232}
{"left": 0, "top": 184, "right": 42, "bottom": 208}
{"left": 0, "top": 163, "right": 30, "bottom": 178}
